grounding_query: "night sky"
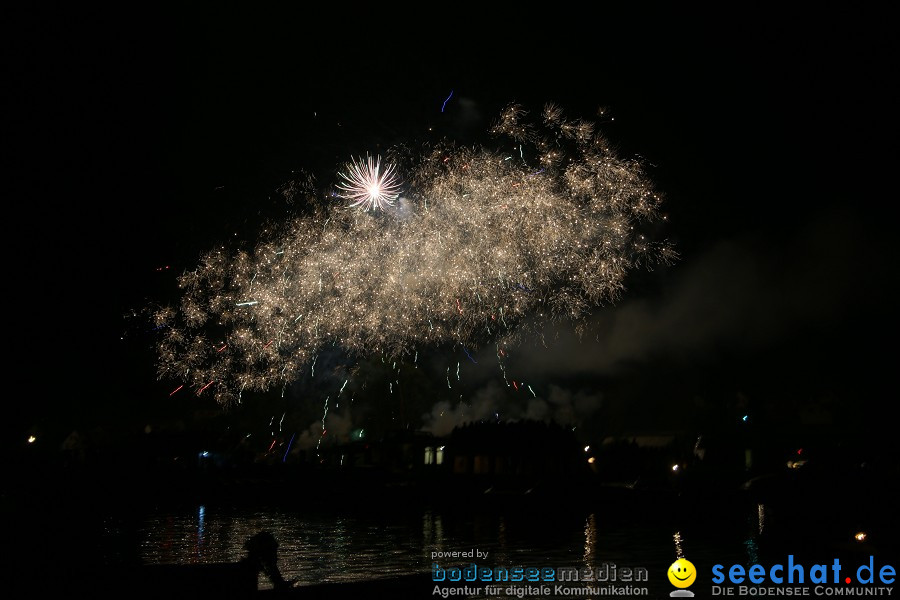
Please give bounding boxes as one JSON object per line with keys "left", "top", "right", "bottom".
{"left": 5, "top": 7, "right": 895, "bottom": 453}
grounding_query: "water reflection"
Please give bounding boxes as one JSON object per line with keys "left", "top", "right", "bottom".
{"left": 672, "top": 531, "right": 684, "bottom": 559}
{"left": 583, "top": 513, "right": 597, "bottom": 564}
{"left": 757, "top": 503, "right": 765, "bottom": 535}
{"left": 196, "top": 505, "right": 205, "bottom": 557}
{"left": 125, "top": 507, "right": 463, "bottom": 587}
{"left": 109, "top": 502, "right": 754, "bottom": 591}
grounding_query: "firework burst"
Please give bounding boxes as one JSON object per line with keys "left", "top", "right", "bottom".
{"left": 336, "top": 154, "right": 402, "bottom": 211}
{"left": 151, "top": 104, "right": 676, "bottom": 405}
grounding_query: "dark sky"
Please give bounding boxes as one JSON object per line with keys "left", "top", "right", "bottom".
{"left": 5, "top": 6, "right": 895, "bottom": 447}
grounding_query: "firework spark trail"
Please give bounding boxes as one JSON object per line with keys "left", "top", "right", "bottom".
{"left": 282, "top": 433, "right": 296, "bottom": 463}
{"left": 462, "top": 347, "right": 477, "bottom": 364}
{"left": 152, "top": 104, "right": 675, "bottom": 405}
{"left": 441, "top": 90, "right": 454, "bottom": 113}
{"left": 317, "top": 395, "right": 330, "bottom": 451}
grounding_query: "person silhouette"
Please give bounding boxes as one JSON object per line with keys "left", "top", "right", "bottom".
{"left": 242, "top": 531, "right": 296, "bottom": 591}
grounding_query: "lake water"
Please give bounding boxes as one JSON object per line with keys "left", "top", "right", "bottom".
{"left": 100, "top": 498, "right": 757, "bottom": 594}
{"left": 8, "top": 472, "right": 894, "bottom": 598}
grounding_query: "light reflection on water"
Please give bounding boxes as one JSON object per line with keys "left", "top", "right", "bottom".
{"left": 129, "top": 506, "right": 436, "bottom": 586}
{"left": 112, "top": 503, "right": 754, "bottom": 592}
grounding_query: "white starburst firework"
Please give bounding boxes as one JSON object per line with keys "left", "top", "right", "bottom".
{"left": 336, "top": 154, "right": 402, "bottom": 211}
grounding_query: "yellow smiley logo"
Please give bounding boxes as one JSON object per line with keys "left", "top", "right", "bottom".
{"left": 668, "top": 558, "right": 696, "bottom": 588}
